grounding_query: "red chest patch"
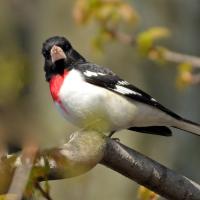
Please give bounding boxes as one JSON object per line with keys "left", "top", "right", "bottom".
{"left": 49, "top": 70, "right": 69, "bottom": 102}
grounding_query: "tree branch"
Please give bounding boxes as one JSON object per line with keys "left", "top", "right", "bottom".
{"left": 0, "top": 131, "right": 199, "bottom": 200}
{"left": 0, "top": 131, "right": 106, "bottom": 195}
{"left": 107, "top": 28, "right": 200, "bottom": 68}
{"left": 162, "top": 49, "right": 200, "bottom": 68}
{"left": 190, "top": 74, "right": 200, "bottom": 85}
{"left": 35, "top": 182, "right": 53, "bottom": 200}
{"left": 101, "top": 138, "right": 200, "bottom": 200}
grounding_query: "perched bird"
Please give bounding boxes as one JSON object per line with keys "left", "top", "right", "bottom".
{"left": 42, "top": 36, "right": 200, "bottom": 137}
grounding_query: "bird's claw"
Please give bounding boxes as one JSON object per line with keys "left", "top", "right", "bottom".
{"left": 111, "top": 137, "right": 120, "bottom": 142}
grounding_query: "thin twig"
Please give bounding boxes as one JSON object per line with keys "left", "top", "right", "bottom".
{"left": 6, "top": 141, "right": 38, "bottom": 200}
{"left": 191, "top": 74, "right": 200, "bottom": 85}
{"left": 108, "top": 28, "right": 136, "bottom": 45}
{"left": 163, "top": 49, "right": 200, "bottom": 68}
{"left": 35, "top": 182, "right": 53, "bottom": 200}
{"left": 108, "top": 28, "right": 200, "bottom": 68}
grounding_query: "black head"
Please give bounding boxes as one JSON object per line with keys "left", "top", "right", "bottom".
{"left": 42, "top": 36, "right": 85, "bottom": 81}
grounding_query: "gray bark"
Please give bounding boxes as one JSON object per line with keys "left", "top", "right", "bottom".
{"left": 0, "top": 132, "right": 199, "bottom": 200}
{"left": 101, "top": 138, "right": 200, "bottom": 200}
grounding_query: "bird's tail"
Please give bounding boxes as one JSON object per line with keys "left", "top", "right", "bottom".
{"left": 174, "top": 118, "right": 200, "bottom": 136}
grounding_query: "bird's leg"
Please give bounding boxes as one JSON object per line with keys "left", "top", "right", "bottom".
{"left": 108, "top": 131, "right": 120, "bottom": 142}
{"left": 108, "top": 131, "right": 116, "bottom": 137}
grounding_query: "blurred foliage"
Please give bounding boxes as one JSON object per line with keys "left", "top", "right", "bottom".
{"left": 137, "top": 186, "right": 159, "bottom": 200}
{"left": 20, "top": 162, "right": 51, "bottom": 199}
{"left": 176, "top": 63, "right": 192, "bottom": 90}
{"left": 0, "top": 51, "right": 30, "bottom": 107}
{"left": 147, "top": 47, "right": 167, "bottom": 64}
{"left": 73, "top": 0, "right": 200, "bottom": 88}
{"left": 73, "top": 0, "right": 138, "bottom": 51}
{"left": 73, "top": 0, "right": 138, "bottom": 26}
{"left": 136, "top": 27, "right": 170, "bottom": 56}
{"left": 0, "top": 194, "right": 18, "bottom": 200}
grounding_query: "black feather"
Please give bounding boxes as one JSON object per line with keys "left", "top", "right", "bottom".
{"left": 128, "top": 126, "right": 172, "bottom": 136}
{"left": 75, "top": 62, "right": 183, "bottom": 121}
{"left": 42, "top": 36, "right": 85, "bottom": 81}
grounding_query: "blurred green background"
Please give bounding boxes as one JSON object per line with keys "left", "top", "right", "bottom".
{"left": 0, "top": 0, "right": 199, "bottom": 199}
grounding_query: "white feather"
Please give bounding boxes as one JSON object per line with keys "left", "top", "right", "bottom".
{"left": 114, "top": 85, "right": 142, "bottom": 96}
{"left": 151, "top": 98, "right": 157, "bottom": 102}
{"left": 84, "top": 70, "right": 105, "bottom": 77}
{"left": 118, "top": 80, "right": 129, "bottom": 85}
{"left": 56, "top": 69, "right": 173, "bottom": 133}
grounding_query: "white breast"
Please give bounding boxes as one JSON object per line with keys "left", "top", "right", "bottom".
{"left": 57, "top": 69, "right": 172, "bottom": 133}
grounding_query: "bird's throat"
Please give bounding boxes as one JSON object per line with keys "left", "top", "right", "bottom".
{"left": 49, "top": 69, "right": 69, "bottom": 102}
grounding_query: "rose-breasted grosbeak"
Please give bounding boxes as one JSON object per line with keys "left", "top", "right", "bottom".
{"left": 42, "top": 36, "right": 200, "bottom": 137}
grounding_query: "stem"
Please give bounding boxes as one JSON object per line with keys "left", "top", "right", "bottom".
{"left": 35, "top": 182, "right": 53, "bottom": 200}
{"left": 108, "top": 28, "right": 200, "bottom": 68}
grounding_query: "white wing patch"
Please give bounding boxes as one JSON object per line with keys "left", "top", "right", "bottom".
{"left": 118, "top": 80, "right": 129, "bottom": 85}
{"left": 114, "top": 85, "right": 142, "bottom": 96}
{"left": 151, "top": 98, "right": 157, "bottom": 102}
{"left": 84, "top": 70, "right": 105, "bottom": 77}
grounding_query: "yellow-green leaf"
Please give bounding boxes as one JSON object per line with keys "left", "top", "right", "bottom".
{"left": 137, "top": 186, "right": 159, "bottom": 200}
{"left": 176, "top": 63, "right": 192, "bottom": 89}
{"left": 137, "top": 27, "right": 170, "bottom": 55}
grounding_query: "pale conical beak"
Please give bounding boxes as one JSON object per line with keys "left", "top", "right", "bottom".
{"left": 50, "top": 45, "right": 67, "bottom": 63}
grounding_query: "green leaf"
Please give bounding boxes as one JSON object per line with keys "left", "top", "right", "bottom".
{"left": 137, "top": 27, "right": 170, "bottom": 55}
{"left": 176, "top": 63, "right": 192, "bottom": 89}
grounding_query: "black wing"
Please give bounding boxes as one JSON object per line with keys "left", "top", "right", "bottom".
{"left": 75, "top": 62, "right": 181, "bottom": 120}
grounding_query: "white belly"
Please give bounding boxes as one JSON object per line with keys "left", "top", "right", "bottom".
{"left": 57, "top": 70, "right": 171, "bottom": 133}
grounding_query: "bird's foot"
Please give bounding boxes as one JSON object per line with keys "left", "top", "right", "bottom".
{"left": 108, "top": 131, "right": 115, "bottom": 137}
{"left": 112, "top": 137, "right": 120, "bottom": 142}
{"left": 108, "top": 131, "right": 120, "bottom": 142}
